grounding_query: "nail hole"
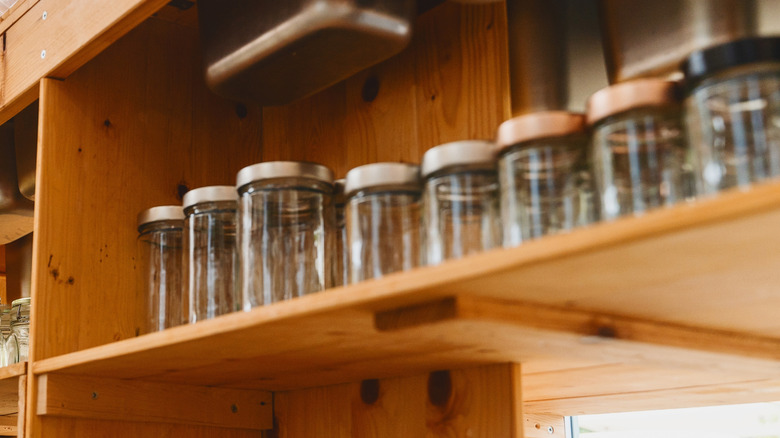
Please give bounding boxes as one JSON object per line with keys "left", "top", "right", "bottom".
{"left": 427, "top": 370, "right": 452, "bottom": 407}
{"left": 361, "top": 76, "right": 380, "bottom": 102}
{"left": 235, "top": 104, "right": 248, "bottom": 119}
{"left": 360, "top": 379, "right": 380, "bottom": 404}
{"left": 91, "top": 392, "right": 98, "bottom": 400}
{"left": 231, "top": 404, "right": 238, "bottom": 413}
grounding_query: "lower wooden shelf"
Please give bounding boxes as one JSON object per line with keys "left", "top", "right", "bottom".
{"left": 30, "top": 181, "right": 780, "bottom": 416}
{"left": 0, "top": 362, "right": 26, "bottom": 437}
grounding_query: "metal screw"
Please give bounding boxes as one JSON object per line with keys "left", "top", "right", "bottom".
{"left": 548, "top": 426, "right": 555, "bottom": 434}
{"left": 231, "top": 404, "right": 238, "bottom": 413}
{"left": 91, "top": 392, "right": 98, "bottom": 400}
{"left": 40, "top": 50, "right": 46, "bottom": 59}
{"left": 42, "top": 11, "right": 47, "bottom": 20}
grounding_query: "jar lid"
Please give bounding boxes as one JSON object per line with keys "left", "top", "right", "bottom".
{"left": 333, "top": 179, "right": 346, "bottom": 205}
{"left": 421, "top": 140, "right": 496, "bottom": 178}
{"left": 137, "top": 205, "right": 185, "bottom": 229}
{"left": 344, "top": 163, "right": 421, "bottom": 196}
{"left": 236, "top": 161, "right": 334, "bottom": 189}
{"left": 11, "top": 297, "right": 30, "bottom": 307}
{"left": 683, "top": 36, "right": 780, "bottom": 85}
{"left": 496, "top": 111, "right": 586, "bottom": 151}
{"left": 182, "top": 186, "right": 236, "bottom": 209}
{"left": 586, "top": 79, "right": 680, "bottom": 125}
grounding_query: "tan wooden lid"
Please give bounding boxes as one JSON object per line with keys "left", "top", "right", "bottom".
{"left": 496, "top": 111, "right": 586, "bottom": 151}
{"left": 586, "top": 79, "right": 680, "bottom": 126}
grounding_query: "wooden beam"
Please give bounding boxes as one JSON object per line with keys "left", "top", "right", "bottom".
{"left": 36, "top": 374, "right": 273, "bottom": 430}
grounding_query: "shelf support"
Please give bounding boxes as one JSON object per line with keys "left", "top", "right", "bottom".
{"left": 36, "top": 373, "right": 273, "bottom": 430}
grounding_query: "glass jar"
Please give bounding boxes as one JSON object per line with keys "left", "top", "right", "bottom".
{"left": 683, "top": 36, "right": 780, "bottom": 194}
{"left": 6, "top": 297, "right": 30, "bottom": 364}
{"left": 421, "top": 141, "right": 499, "bottom": 265}
{"left": 327, "top": 179, "right": 348, "bottom": 288}
{"left": 0, "top": 306, "right": 8, "bottom": 367}
{"left": 497, "top": 111, "right": 597, "bottom": 246}
{"left": 345, "top": 163, "right": 422, "bottom": 283}
{"left": 183, "top": 186, "right": 238, "bottom": 322}
{"left": 236, "top": 161, "right": 334, "bottom": 307}
{"left": 137, "top": 206, "right": 185, "bottom": 333}
{"left": 587, "top": 79, "right": 690, "bottom": 220}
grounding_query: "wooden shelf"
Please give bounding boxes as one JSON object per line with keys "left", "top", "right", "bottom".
{"left": 0, "top": 362, "right": 26, "bottom": 437}
{"left": 31, "top": 181, "right": 780, "bottom": 415}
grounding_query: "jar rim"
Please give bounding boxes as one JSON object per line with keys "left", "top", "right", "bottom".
{"left": 182, "top": 186, "right": 236, "bottom": 209}
{"left": 137, "top": 205, "right": 185, "bottom": 229}
{"left": 236, "top": 161, "right": 334, "bottom": 189}
{"left": 345, "top": 162, "right": 421, "bottom": 197}
{"left": 421, "top": 140, "right": 496, "bottom": 178}
{"left": 497, "top": 111, "right": 586, "bottom": 150}
{"left": 682, "top": 36, "right": 780, "bottom": 85}
{"left": 586, "top": 79, "right": 680, "bottom": 126}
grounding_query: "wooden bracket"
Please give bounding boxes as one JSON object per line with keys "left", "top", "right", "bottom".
{"left": 36, "top": 373, "right": 273, "bottom": 430}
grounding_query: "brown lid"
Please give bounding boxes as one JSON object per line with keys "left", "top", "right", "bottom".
{"left": 586, "top": 79, "right": 680, "bottom": 125}
{"left": 496, "top": 111, "right": 586, "bottom": 151}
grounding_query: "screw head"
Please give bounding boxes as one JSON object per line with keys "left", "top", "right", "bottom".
{"left": 548, "top": 426, "right": 554, "bottom": 434}
{"left": 40, "top": 50, "right": 46, "bottom": 59}
{"left": 42, "top": 11, "right": 47, "bottom": 20}
{"left": 91, "top": 392, "right": 98, "bottom": 400}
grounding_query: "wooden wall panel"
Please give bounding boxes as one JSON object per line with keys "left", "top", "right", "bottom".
{"left": 274, "top": 364, "right": 524, "bottom": 437}
{"left": 261, "top": 3, "right": 510, "bottom": 177}
{"left": 29, "top": 12, "right": 263, "bottom": 438}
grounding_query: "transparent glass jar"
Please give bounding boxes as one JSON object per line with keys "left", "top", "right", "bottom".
{"left": 497, "top": 111, "right": 597, "bottom": 246}
{"left": 421, "top": 141, "right": 499, "bottom": 265}
{"left": 0, "top": 306, "right": 8, "bottom": 367}
{"left": 345, "top": 163, "right": 422, "bottom": 283}
{"left": 237, "top": 161, "right": 334, "bottom": 307}
{"left": 683, "top": 37, "right": 780, "bottom": 194}
{"left": 183, "top": 186, "right": 238, "bottom": 322}
{"left": 587, "top": 79, "right": 689, "bottom": 220}
{"left": 326, "top": 179, "right": 348, "bottom": 288}
{"left": 6, "top": 297, "right": 30, "bottom": 364}
{"left": 137, "top": 206, "right": 185, "bottom": 333}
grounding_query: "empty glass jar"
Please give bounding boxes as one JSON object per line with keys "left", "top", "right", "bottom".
{"left": 497, "top": 111, "right": 597, "bottom": 245}
{"left": 6, "top": 297, "right": 29, "bottom": 364}
{"left": 327, "top": 179, "right": 348, "bottom": 288}
{"left": 421, "top": 141, "right": 499, "bottom": 265}
{"left": 683, "top": 36, "right": 780, "bottom": 194}
{"left": 345, "top": 163, "right": 422, "bottom": 283}
{"left": 183, "top": 186, "right": 238, "bottom": 322}
{"left": 237, "top": 161, "right": 334, "bottom": 307}
{"left": 137, "top": 206, "right": 185, "bottom": 333}
{"left": 587, "top": 79, "right": 689, "bottom": 220}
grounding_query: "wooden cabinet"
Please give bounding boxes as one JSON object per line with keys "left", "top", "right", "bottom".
{"left": 0, "top": 1, "right": 776, "bottom": 437}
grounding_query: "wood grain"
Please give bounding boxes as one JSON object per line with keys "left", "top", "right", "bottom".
{"left": 29, "top": 12, "right": 262, "bottom": 438}
{"left": 3, "top": 0, "right": 171, "bottom": 115}
{"left": 37, "top": 374, "right": 273, "bottom": 430}
{"left": 275, "top": 364, "right": 524, "bottom": 437}
{"left": 261, "top": 2, "right": 510, "bottom": 177}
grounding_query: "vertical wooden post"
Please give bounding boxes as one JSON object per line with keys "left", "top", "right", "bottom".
{"left": 274, "top": 364, "right": 525, "bottom": 437}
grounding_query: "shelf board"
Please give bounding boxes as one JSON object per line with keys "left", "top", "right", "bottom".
{"left": 32, "top": 181, "right": 780, "bottom": 414}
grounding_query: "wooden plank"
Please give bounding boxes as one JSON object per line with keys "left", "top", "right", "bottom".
{"left": 0, "top": 363, "right": 25, "bottom": 381}
{"left": 274, "top": 364, "right": 524, "bottom": 437}
{"left": 0, "top": 0, "right": 38, "bottom": 36}
{"left": 16, "top": 374, "right": 24, "bottom": 438}
{"left": 3, "top": 0, "right": 171, "bottom": 114}
{"left": 0, "top": 415, "right": 17, "bottom": 437}
{"left": 36, "top": 374, "right": 273, "bottom": 430}
{"left": 261, "top": 2, "right": 509, "bottom": 177}
{"left": 524, "top": 414, "right": 565, "bottom": 438}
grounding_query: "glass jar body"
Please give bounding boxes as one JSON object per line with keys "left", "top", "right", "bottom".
{"left": 346, "top": 188, "right": 421, "bottom": 283}
{"left": 499, "top": 136, "right": 597, "bottom": 246}
{"left": 137, "top": 220, "right": 184, "bottom": 332}
{"left": 423, "top": 168, "right": 499, "bottom": 265}
{"left": 592, "top": 107, "right": 689, "bottom": 220}
{"left": 239, "top": 179, "right": 330, "bottom": 307}
{"left": 326, "top": 200, "right": 347, "bottom": 288}
{"left": 184, "top": 201, "right": 238, "bottom": 322}
{"left": 6, "top": 300, "right": 29, "bottom": 364}
{"left": 686, "top": 64, "right": 780, "bottom": 193}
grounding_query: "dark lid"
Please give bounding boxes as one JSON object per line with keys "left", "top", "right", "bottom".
{"left": 683, "top": 36, "right": 780, "bottom": 84}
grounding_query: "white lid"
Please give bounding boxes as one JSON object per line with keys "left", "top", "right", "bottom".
{"left": 137, "top": 206, "right": 185, "bottom": 229}
{"left": 421, "top": 140, "right": 496, "bottom": 177}
{"left": 344, "top": 163, "right": 421, "bottom": 196}
{"left": 236, "top": 161, "right": 334, "bottom": 189}
{"left": 182, "top": 186, "right": 237, "bottom": 209}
